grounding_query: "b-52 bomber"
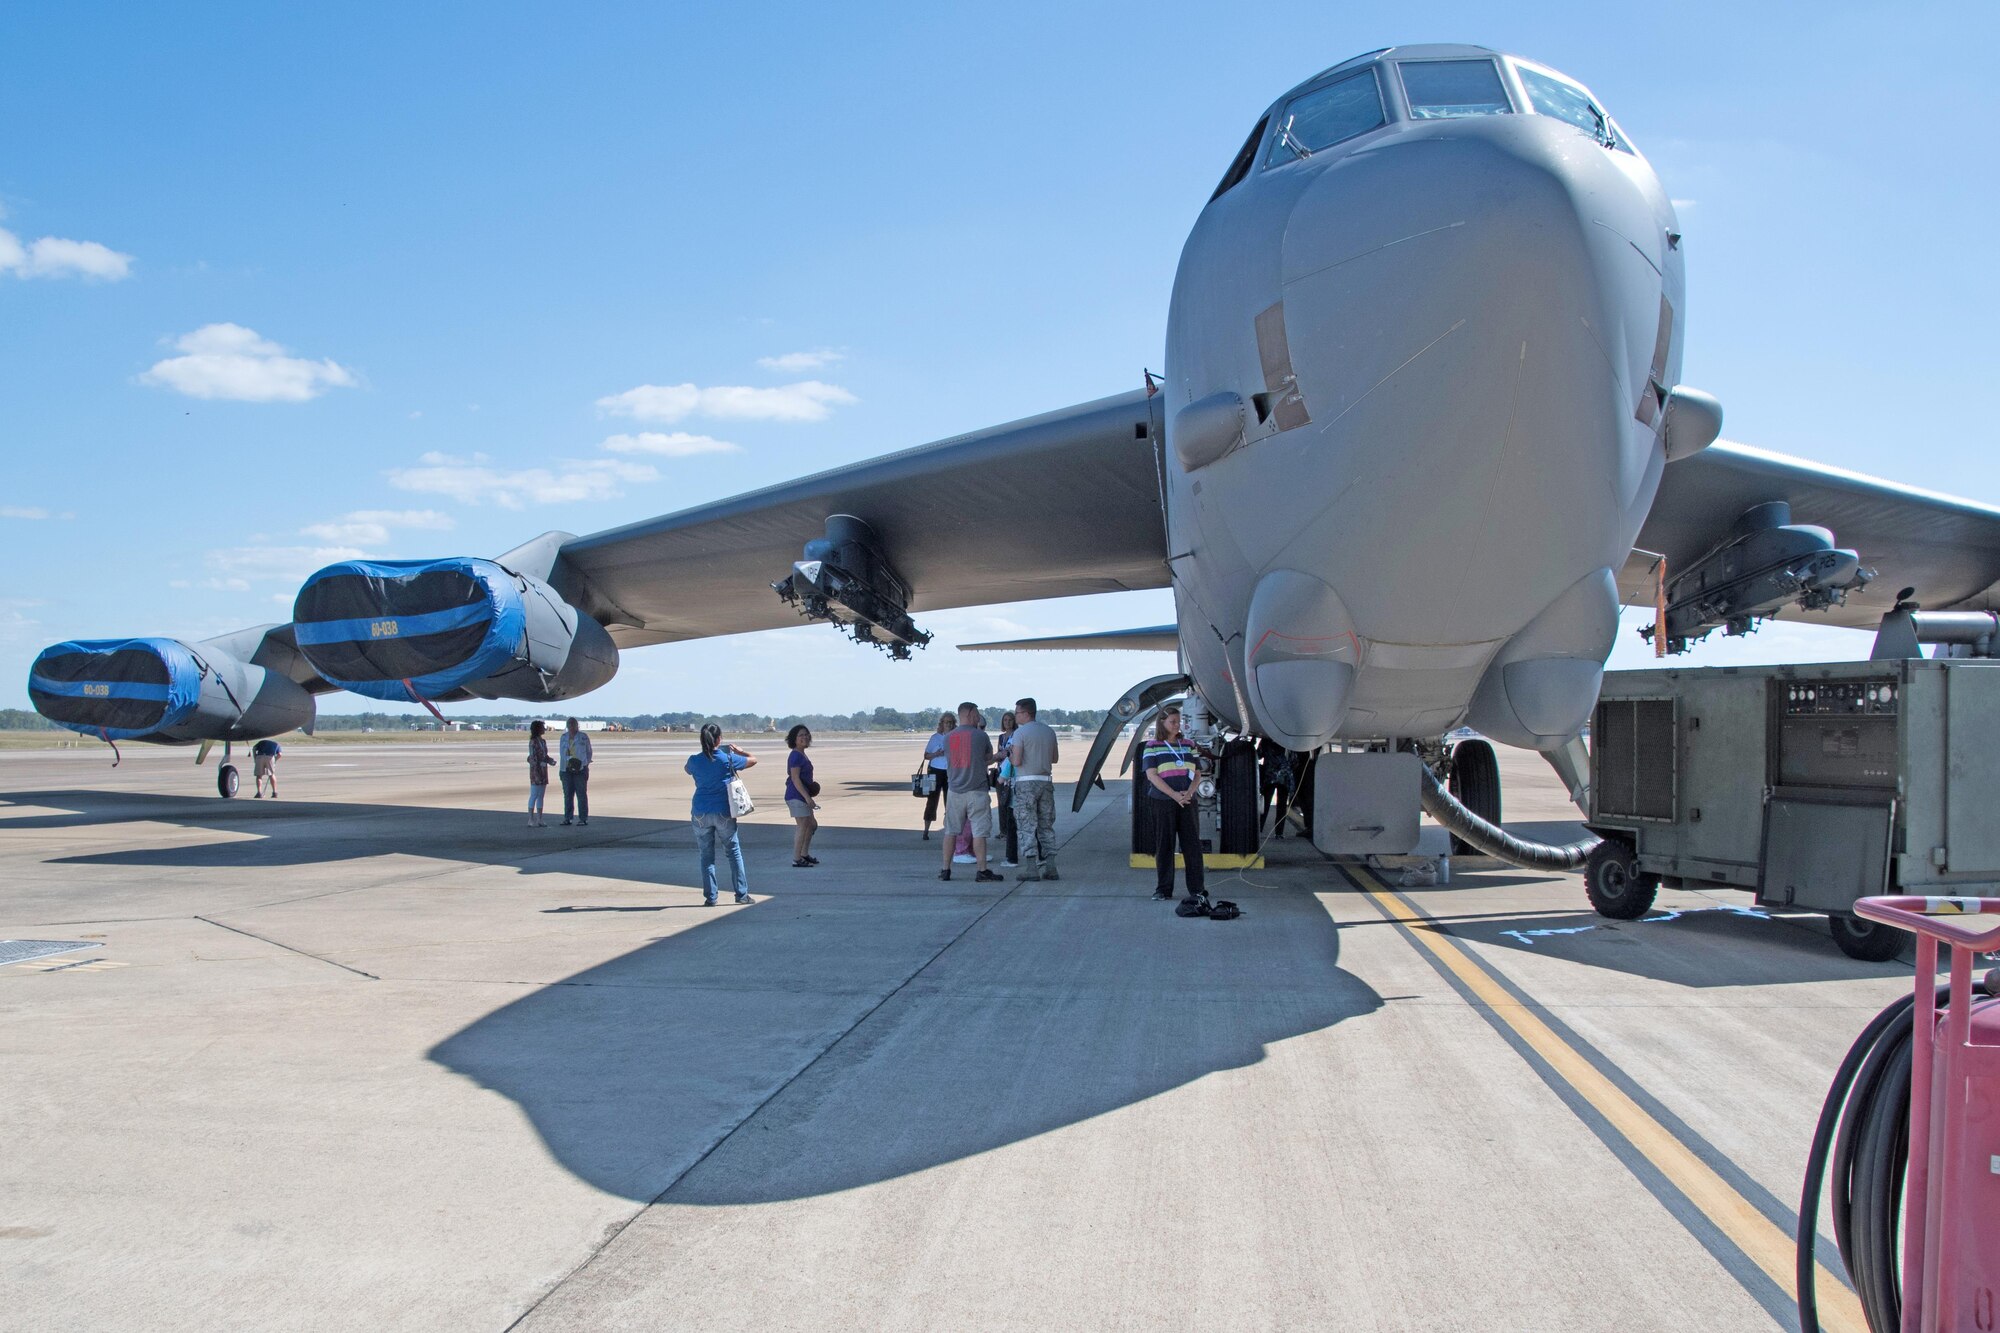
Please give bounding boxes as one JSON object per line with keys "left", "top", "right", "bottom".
{"left": 31, "top": 46, "right": 2000, "bottom": 852}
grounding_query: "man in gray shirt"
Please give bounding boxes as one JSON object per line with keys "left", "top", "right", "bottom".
{"left": 941, "top": 702, "right": 1002, "bottom": 883}
{"left": 1008, "top": 696, "right": 1060, "bottom": 881}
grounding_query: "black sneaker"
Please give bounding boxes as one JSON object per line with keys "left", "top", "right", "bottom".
{"left": 803, "top": 856, "right": 820, "bottom": 866}
{"left": 938, "top": 869, "right": 951, "bottom": 881}
{"left": 1151, "top": 889, "right": 1174, "bottom": 901}
{"left": 793, "top": 858, "right": 810, "bottom": 868}
{"left": 974, "top": 869, "right": 1003, "bottom": 883}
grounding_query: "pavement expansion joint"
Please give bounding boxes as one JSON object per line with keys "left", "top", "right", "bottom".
{"left": 193, "top": 914, "right": 380, "bottom": 980}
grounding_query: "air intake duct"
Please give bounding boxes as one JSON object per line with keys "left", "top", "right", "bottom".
{"left": 292, "top": 557, "right": 617, "bottom": 702}
{"left": 28, "top": 635, "right": 314, "bottom": 743}
{"left": 29, "top": 637, "right": 204, "bottom": 739}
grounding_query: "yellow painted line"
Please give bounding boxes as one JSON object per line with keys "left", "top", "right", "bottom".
{"left": 1128, "top": 853, "right": 1264, "bottom": 870}
{"left": 1353, "top": 867, "right": 1866, "bottom": 1333}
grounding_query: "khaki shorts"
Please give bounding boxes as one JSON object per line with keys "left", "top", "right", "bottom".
{"left": 786, "top": 798, "right": 813, "bottom": 819}
{"left": 254, "top": 755, "right": 275, "bottom": 777}
{"left": 944, "top": 787, "right": 993, "bottom": 839}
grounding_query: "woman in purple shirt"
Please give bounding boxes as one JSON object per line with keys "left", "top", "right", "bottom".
{"left": 785, "top": 724, "right": 820, "bottom": 867}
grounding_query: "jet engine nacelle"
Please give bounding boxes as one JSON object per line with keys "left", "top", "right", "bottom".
{"left": 1652, "top": 501, "right": 1872, "bottom": 653}
{"left": 292, "top": 557, "right": 618, "bottom": 703}
{"left": 28, "top": 636, "right": 314, "bottom": 745}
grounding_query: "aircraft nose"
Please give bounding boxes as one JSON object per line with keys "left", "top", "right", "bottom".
{"left": 1248, "top": 116, "right": 1673, "bottom": 646}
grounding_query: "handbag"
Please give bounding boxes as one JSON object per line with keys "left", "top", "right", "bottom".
{"left": 727, "top": 776, "right": 756, "bottom": 818}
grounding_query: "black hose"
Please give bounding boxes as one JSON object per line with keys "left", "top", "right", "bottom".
{"left": 1797, "top": 989, "right": 1929, "bottom": 1332}
{"left": 1416, "top": 763, "right": 1598, "bottom": 872}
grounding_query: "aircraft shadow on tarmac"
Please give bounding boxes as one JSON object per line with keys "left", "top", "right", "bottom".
{"left": 11, "top": 785, "right": 1385, "bottom": 1205}
{"left": 426, "top": 871, "right": 1384, "bottom": 1204}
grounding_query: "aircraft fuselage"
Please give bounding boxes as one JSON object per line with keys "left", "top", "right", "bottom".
{"left": 1163, "top": 45, "right": 1685, "bottom": 752}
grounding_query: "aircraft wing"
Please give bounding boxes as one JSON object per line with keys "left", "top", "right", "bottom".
{"left": 959, "top": 625, "right": 1179, "bottom": 652}
{"left": 1628, "top": 441, "right": 2000, "bottom": 629}
{"left": 558, "top": 391, "right": 1167, "bottom": 648}
{"left": 202, "top": 622, "right": 345, "bottom": 695}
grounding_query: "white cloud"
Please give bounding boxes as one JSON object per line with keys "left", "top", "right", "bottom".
{"left": 386, "top": 451, "right": 658, "bottom": 509}
{"left": 206, "top": 544, "right": 367, "bottom": 583}
{"left": 1670, "top": 198, "right": 1698, "bottom": 211}
{"left": 757, "top": 348, "right": 845, "bottom": 372}
{"left": 596, "top": 379, "right": 856, "bottom": 424}
{"left": 599, "top": 431, "right": 740, "bottom": 457}
{"left": 1, "top": 506, "right": 50, "bottom": 520}
{"left": 0, "top": 226, "right": 133, "bottom": 280}
{"left": 202, "top": 577, "right": 251, "bottom": 592}
{"left": 299, "top": 508, "right": 455, "bottom": 546}
{"left": 140, "top": 323, "right": 357, "bottom": 402}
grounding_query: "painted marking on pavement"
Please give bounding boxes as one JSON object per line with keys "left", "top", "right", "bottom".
{"left": 1499, "top": 904, "right": 1775, "bottom": 947}
{"left": 1499, "top": 924, "right": 1599, "bottom": 946}
{"left": 8, "top": 958, "right": 128, "bottom": 974}
{"left": 1346, "top": 865, "right": 1865, "bottom": 1333}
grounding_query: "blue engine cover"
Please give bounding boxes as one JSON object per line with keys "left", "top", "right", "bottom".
{"left": 292, "top": 557, "right": 529, "bottom": 701}
{"left": 28, "top": 638, "right": 204, "bottom": 740}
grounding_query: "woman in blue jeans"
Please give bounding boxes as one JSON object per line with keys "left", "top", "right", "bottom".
{"left": 683, "top": 723, "right": 758, "bottom": 905}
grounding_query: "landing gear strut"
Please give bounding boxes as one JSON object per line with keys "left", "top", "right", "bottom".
{"left": 215, "top": 739, "right": 239, "bottom": 798}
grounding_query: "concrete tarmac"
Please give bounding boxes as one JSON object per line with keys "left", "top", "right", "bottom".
{"left": 0, "top": 734, "right": 1914, "bottom": 1330}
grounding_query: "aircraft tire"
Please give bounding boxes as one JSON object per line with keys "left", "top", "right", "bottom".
{"left": 1583, "top": 838, "right": 1657, "bottom": 919}
{"left": 1447, "top": 739, "right": 1501, "bottom": 856}
{"left": 1131, "top": 779, "right": 1171, "bottom": 856}
{"left": 1217, "top": 739, "right": 1259, "bottom": 854}
{"left": 217, "top": 763, "right": 240, "bottom": 799}
{"left": 1828, "top": 912, "right": 1904, "bottom": 962}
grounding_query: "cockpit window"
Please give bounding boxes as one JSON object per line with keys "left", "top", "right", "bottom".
{"left": 1263, "top": 68, "right": 1385, "bottom": 167}
{"left": 1517, "top": 65, "right": 1631, "bottom": 152}
{"left": 1211, "top": 115, "right": 1269, "bottom": 201}
{"left": 1398, "top": 59, "right": 1512, "bottom": 119}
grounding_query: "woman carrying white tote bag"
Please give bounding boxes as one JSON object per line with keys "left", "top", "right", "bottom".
{"left": 727, "top": 771, "right": 756, "bottom": 818}
{"left": 683, "top": 724, "right": 758, "bottom": 905}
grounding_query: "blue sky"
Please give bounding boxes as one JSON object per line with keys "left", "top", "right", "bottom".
{"left": 4, "top": 2, "right": 1995, "bottom": 717}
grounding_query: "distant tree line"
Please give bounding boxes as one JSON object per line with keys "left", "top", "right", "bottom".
{"left": 310, "top": 705, "right": 1109, "bottom": 733}
{"left": 3, "top": 705, "right": 1109, "bottom": 735}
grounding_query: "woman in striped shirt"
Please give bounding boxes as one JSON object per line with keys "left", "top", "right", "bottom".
{"left": 1141, "top": 705, "right": 1206, "bottom": 903}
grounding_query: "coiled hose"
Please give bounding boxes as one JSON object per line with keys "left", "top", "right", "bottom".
{"left": 1796, "top": 988, "right": 1930, "bottom": 1333}
{"left": 1799, "top": 975, "right": 2000, "bottom": 1332}
{"left": 1416, "top": 762, "right": 1598, "bottom": 873}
